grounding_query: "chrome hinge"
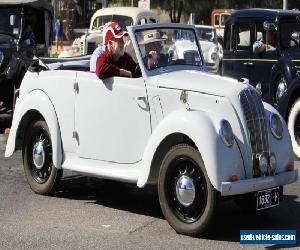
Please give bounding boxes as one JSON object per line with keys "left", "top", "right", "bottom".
{"left": 73, "top": 131, "right": 79, "bottom": 144}
{"left": 74, "top": 81, "right": 79, "bottom": 94}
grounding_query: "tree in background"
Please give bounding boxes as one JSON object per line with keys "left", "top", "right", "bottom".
{"left": 111, "top": 0, "right": 300, "bottom": 24}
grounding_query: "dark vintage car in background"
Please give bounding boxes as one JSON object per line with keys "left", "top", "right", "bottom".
{"left": 0, "top": 0, "right": 53, "bottom": 130}
{"left": 221, "top": 8, "right": 300, "bottom": 159}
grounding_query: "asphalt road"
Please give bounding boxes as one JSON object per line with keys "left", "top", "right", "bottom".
{"left": 0, "top": 134, "right": 299, "bottom": 249}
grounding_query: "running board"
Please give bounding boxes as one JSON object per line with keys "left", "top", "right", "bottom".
{"left": 62, "top": 153, "right": 140, "bottom": 183}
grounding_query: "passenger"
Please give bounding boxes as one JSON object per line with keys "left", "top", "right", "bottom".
{"left": 95, "top": 22, "right": 140, "bottom": 79}
{"left": 253, "top": 29, "right": 276, "bottom": 54}
{"left": 90, "top": 22, "right": 111, "bottom": 72}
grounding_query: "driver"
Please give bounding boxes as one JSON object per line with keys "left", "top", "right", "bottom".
{"left": 95, "top": 22, "right": 140, "bottom": 80}
{"left": 140, "top": 31, "right": 168, "bottom": 69}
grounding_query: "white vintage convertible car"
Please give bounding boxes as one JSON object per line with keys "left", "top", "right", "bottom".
{"left": 5, "top": 23, "right": 298, "bottom": 236}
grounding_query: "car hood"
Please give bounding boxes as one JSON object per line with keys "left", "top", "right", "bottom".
{"left": 150, "top": 70, "right": 246, "bottom": 98}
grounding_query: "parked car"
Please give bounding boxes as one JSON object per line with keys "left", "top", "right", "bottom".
{"left": 0, "top": 0, "right": 53, "bottom": 127}
{"left": 5, "top": 23, "right": 298, "bottom": 236}
{"left": 221, "top": 8, "right": 300, "bottom": 159}
{"left": 195, "top": 25, "right": 220, "bottom": 71}
{"left": 211, "top": 8, "right": 235, "bottom": 46}
{"left": 80, "top": 7, "right": 158, "bottom": 55}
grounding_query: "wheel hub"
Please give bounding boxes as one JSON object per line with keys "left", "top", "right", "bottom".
{"left": 276, "top": 78, "right": 287, "bottom": 103}
{"left": 175, "top": 175, "right": 195, "bottom": 207}
{"left": 32, "top": 141, "right": 45, "bottom": 169}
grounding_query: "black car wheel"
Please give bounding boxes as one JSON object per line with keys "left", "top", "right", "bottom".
{"left": 23, "top": 119, "right": 62, "bottom": 195}
{"left": 158, "top": 144, "right": 216, "bottom": 236}
{"left": 288, "top": 98, "right": 300, "bottom": 159}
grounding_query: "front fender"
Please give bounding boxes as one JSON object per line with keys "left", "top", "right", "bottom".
{"left": 137, "top": 109, "right": 245, "bottom": 191}
{"left": 5, "top": 90, "right": 63, "bottom": 169}
{"left": 271, "top": 57, "right": 296, "bottom": 84}
{"left": 263, "top": 102, "right": 294, "bottom": 171}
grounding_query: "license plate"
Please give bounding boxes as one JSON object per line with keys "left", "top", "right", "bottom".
{"left": 256, "top": 187, "right": 280, "bottom": 210}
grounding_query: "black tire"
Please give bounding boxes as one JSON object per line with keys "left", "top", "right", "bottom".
{"left": 158, "top": 144, "right": 217, "bottom": 236}
{"left": 23, "top": 119, "right": 62, "bottom": 195}
{"left": 288, "top": 97, "right": 300, "bottom": 159}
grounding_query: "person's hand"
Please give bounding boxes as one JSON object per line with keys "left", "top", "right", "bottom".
{"left": 147, "top": 50, "right": 158, "bottom": 69}
{"left": 120, "top": 68, "right": 132, "bottom": 78}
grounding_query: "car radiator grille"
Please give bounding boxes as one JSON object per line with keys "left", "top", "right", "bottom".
{"left": 87, "top": 42, "right": 96, "bottom": 55}
{"left": 240, "top": 88, "right": 269, "bottom": 165}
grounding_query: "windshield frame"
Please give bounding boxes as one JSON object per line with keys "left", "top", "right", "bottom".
{"left": 128, "top": 23, "right": 205, "bottom": 78}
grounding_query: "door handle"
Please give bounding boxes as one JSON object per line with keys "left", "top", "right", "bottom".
{"left": 74, "top": 81, "right": 79, "bottom": 93}
{"left": 243, "top": 62, "right": 254, "bottom": 67}
{"left": 134, "top": 96, "right": 149, "bottom": 111}
{"left": 135, "top": 96, "right": 147, "bottom": 101}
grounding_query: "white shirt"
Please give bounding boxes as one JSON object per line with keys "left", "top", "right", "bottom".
{"left": 90, "top": 44, "right": 106, "bottom": 72}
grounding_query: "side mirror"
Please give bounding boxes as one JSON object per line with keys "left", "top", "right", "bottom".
{"left": 10, "top": 15, "right": 16, "bottom": 26}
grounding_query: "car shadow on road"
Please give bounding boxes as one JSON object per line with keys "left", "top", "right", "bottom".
{"left": 55, "top": 174, "right": 164, "bottom": 219}
{"left": 55, "top": 174, "right": 299, "bottom": 246}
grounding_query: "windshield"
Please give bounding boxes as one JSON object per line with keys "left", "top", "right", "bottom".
{"left": 135, "top": 27, "right": 203, "bottom": 71}
{"left": 92, "top": 15, "right": 134, "bottom": 31}
{"left": 280, "top": 20, "right": 300, "bottom": 49}
{"left": 196, "top": 27, "right": 217, "bottom": 43}
{"left": 0, "top": 8, "right": 21, "bottom": 36}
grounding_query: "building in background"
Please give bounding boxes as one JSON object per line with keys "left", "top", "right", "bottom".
{"left": 50, "top": 0, "right": 107, "bottom": 28}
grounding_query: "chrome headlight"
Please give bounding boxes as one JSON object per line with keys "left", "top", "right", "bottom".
{"left": 269, "top": 113, "right": 283, "bottom": 139}
{"left": 211, "top": 52, "right": 218, "bottom": 62}
{"left": 258, "top": 153, "right": 268, "bottom": 173}
{"left": 0, "top": 50, "right": 4, "bottom": 66}
{"left": 219, "top": 119, "right": 235, "bottom": 147}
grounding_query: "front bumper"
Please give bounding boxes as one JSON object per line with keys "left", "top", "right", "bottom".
{"left": 221, "top": 170, "right": 298, "bottom": 196}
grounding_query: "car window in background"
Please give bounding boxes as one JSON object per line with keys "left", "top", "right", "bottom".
{"left": 255, "top": 22, "right": 263, "bottom": 41}
{"left": 280, "top": 20, "right": 300, "bottom": 49}
{"left": 214, "top": 15, "right": 220, "bottom": 26}
{"left": 196, "top": 27, "right": 217, "bottom": 43}
{"left": 237, "top": 22, "right": 250, "bottom": 50}
{"left": 92, "top": 15, "right": 134, "bottom": 31}
{"left": 221, "top": 14, "right": 230, "bottom": 26}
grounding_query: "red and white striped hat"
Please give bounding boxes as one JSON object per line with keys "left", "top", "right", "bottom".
{"left": 104, "top": 22, "right": 128, "bottom": 45}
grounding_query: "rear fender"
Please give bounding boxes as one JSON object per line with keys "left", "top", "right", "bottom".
{"left": 5, "top": 90, "right": 63, "bottom": 169}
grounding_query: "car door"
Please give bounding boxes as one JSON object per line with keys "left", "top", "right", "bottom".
{"left": 222, "top": 20, "right": 252, "bottom": 80}
{"left": 74, "top": 72, "right": 151, "bottom": 164}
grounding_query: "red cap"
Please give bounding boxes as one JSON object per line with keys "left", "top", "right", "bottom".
{"left": 104, "top": 22, "right": 128, "bottom": 45}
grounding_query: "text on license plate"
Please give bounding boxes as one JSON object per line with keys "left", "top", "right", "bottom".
{"left": 257, "top": 187, "right": 280, "bottom": 210}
